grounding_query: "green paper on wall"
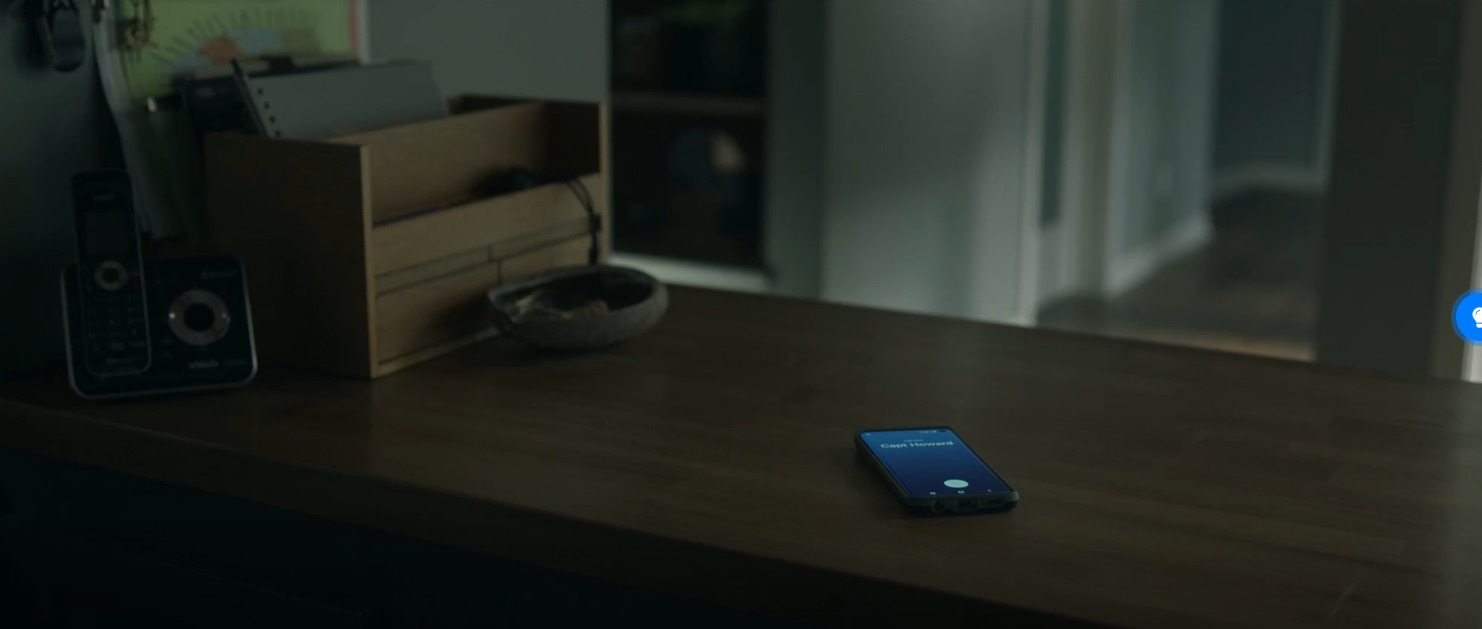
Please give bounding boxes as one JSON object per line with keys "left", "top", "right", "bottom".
{"left": 119, "top": 0, "right": 361, "bottom": 103}
{"left": 104, "top": 0, "right": 364, "bottom": 241}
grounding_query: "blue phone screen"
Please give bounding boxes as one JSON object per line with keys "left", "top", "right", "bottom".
{"left": 861, "top": 428, "right": 1011, "bottom": 497}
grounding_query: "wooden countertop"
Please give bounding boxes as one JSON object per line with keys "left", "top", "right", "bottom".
{"left": 3, "top": 287, "right": 1482, "bottom": 628}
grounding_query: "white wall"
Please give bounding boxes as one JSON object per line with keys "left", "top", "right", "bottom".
{"left": 367, "top": 0, "right": 607, "bottom": 101}
{"left": 822, "top": 0, "right": 1042, "bottom": 323}
{"left": 0, "top": 2, "right": 116, "bottom": 376}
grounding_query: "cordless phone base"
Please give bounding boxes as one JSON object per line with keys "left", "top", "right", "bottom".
{"left": 62, "top": 256, "right": 258, "bottom": 400}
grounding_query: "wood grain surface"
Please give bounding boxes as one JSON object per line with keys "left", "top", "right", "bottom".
{"left": 3, "top": 287, "right": 1482, "bottom": 628}
{"left": 374, "top": 255, "right": 503, "bottom": 362}
{"left": 206, "top": 134, "right": 377, "bottom": 378}
{"left": 331, "top": 101, "right": 546, "bottom": 224}
{"left": 369, "top": 173, "right": 603, "bottom": 275}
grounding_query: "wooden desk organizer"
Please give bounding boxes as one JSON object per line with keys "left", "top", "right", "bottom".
{"left": 205, "top": 96, "right": 606, "bottom": 378}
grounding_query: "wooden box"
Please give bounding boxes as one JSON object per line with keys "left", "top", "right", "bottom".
{"left": 205, "top": 97, "right": 606, "bottom": 378}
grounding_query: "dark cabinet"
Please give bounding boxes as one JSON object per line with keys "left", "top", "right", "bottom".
{"left": 0, "top": 449, "right": 793, "bottom": 629}
{"left": 4, "top": 524, "right": 367, "bottom": 628}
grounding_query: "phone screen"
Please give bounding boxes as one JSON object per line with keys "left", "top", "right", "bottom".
{"left": 82, "top": 210, "right": 136, "bottom": 256}
{"left": 74, "top": 176, "right": 138, "bottom": 258}
{"left": 860, "top": 428, "right": 1011, "bottom": 497}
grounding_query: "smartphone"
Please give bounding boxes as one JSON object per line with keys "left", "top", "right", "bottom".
{"left": 856, "top": 427, "right": 1019, "bottom": 515}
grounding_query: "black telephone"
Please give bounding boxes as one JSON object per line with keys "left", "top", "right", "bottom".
{"left": 61, "top": 171, "right": 257, "bottom": 399}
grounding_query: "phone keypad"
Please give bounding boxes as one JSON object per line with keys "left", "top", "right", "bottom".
{"left": 81, "top": 260, "right": 149, "bottom": 373}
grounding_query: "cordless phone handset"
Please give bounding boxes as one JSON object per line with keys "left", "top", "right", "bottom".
{"left": 71, "top": 171, "right": 152, "bottom": 377}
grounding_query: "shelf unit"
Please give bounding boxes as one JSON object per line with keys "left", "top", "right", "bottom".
{"left": 611, "top": 91, "right": 767, "bottom": 117}
{"left": 608, "top": 0, "right": 770, "bottom": 271}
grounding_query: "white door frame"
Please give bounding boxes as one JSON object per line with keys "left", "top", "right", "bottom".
{"left": 1038, "top": 0, "right": 1126, "bottom": 306}
{"left": 1015, "top": 0, "right": 1053, "bottom": 324}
